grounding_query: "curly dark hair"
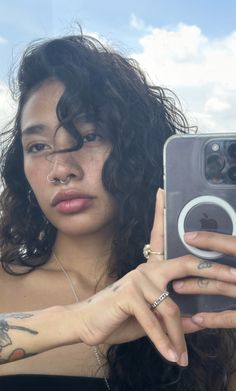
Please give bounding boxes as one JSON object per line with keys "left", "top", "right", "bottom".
{"left": 0, "top": 30, "right": 236, "bottom": 390}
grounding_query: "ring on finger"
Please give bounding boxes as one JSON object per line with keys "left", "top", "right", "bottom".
{"left": 150, "top": 290, "right": 170, "bottom": 311}
{"left": 143, "top": 244, "right": 164, "bottom": 260}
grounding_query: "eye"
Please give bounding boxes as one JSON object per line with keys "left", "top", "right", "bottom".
{"left": 82, "top": 133, "right": 102, "bottom": 143}
{"left": 26, "top": 143, "right": 50, "bottom": 154}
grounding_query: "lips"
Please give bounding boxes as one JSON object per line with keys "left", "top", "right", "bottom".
{"left": 51, "top": 190, "right": 94, "bottom": 207}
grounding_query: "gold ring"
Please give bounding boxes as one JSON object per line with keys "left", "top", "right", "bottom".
{"left": 143, "top": 244, "right": 163, "bottom": 260}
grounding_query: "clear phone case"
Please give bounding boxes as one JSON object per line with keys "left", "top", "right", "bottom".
{"left": 164, "top": 133, "right": 236, "bottom": 315}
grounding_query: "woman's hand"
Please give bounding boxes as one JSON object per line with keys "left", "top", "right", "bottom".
{"left": 70, "top": 190, "right": 236, "bottom": 367}
{"left": 173, "top": 231, "right": 236, "bottom": 328}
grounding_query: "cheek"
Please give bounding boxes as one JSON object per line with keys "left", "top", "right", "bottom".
{"left": 24, "top": 159, "right": 46, "bottom": 193}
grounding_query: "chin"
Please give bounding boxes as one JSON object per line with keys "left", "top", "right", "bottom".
{"left": 52, "top": 216, "right": 115, "bottom": 237}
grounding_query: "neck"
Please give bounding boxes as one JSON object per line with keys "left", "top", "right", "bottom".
{"left": 48, "top": 226, "right": 115, "bottom": 288}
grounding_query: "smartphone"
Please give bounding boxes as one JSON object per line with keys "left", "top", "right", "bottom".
{"left": 163, "top": 133, "right": 236, "bottom": 315}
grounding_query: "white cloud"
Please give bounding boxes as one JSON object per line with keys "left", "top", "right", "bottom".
{"left": 130, "top": 18, "right": 236, "bottom": 133}
{"left": 130, "top": 13, "right": 147, "bottom": 31}
{"left": 205, "top": 97, "right": 231, "bottom": 113}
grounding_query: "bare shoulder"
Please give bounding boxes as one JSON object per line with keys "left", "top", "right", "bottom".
{"left": 0, "top": 261, "right": 29, "bottom": 312}
{"left": 0, "top": 260, "right": 78, "bottom": 313}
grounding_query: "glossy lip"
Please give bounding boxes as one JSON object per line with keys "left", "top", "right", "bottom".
{"left": 51, "top": 190, "right": 94, "bottom": 207}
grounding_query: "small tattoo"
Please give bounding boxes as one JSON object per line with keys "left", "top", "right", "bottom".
{"left": 0, "top": 313, "right": 34, "bottom": 321}
{"left": 0, "top": 348, "right": 36, "bottom": 364}
{"left": 198, "top": 260, "right": 212, "bottom": 270}
{"left": 0, "top": 313, "right": 38, "bottom": 354}
{"left": 87, "top": 298, "right": 93, "bottom": 303}
{"left": 198, "top": 278, "right": 209, "bottom": 288}
{"left": 112, "top": 285, "right": 120, "bottom": 292}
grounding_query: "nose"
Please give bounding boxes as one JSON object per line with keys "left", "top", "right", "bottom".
{"left": 46, "top": 152, "right": 84, "bottom": 183}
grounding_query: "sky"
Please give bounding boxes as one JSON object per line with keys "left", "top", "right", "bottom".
{"left": 0, "top": 0, "right": 236, "bottom": 133}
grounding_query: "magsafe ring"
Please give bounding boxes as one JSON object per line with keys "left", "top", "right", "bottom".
{"left": 178, "top": 195, "right": 236, "bottom": 259}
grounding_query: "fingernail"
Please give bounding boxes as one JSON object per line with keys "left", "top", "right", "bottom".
{"left": 179, "top": 351, "right": 188, "bottom": 367}
{"left": 184, "top": 232, "right": 197, "bottom": 240}
{"left": 230, "top": 268, "right": 236, "bottom": 275}
{"left": 167, "top": 349, "right": 178, "bottom": 362}
{"left": 173, "top": 280, "right": 184, "bottom": 289}
{"left": 192, "top": 315, "right": 203, "bottom": 324}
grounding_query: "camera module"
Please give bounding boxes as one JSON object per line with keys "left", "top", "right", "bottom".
{"left": 228, "top": 143, "right": 236, "bottom": 159}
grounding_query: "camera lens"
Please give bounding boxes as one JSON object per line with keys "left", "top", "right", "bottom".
{"left": 206, "top": 154, "right": 225, "bottom": 182}
{"left": 228, "top": 166, "right": 236, "bottom": 182}
{"left": 228, "top": 143, "right": 236, "bottom": 159}
{"left": 206, "top": 154, "right": 225, "bottom": 171}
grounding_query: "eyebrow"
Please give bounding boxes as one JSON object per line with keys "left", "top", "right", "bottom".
{"left": 21, "top": 124, "right": 47, "bottom": 138}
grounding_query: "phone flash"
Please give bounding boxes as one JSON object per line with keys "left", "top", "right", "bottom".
{"left": 211, "top": 143, "right": 220, "bottom": 152}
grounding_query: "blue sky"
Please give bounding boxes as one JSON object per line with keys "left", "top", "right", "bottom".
{"left": 0, "top": 0, "right": 236, "bottom": 132}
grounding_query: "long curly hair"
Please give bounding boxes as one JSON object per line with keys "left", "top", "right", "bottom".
{"left": 0, "top": 30, "right": 235, "bottom": 390}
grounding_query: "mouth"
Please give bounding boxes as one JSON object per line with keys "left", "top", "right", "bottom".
{"left": 51, "top": 190, "right": 95, "bottom": 214}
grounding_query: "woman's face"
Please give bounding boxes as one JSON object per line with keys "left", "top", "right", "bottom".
{"left": 21, "top": 79, "right": 117, "bottom": 237}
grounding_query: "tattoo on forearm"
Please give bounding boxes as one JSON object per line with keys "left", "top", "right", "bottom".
{"left": 0, "top": 349, "right": 36, "bottom": 364}
{"left": 198, "top": 260, "right": 212, "bottom": 270}
{"left": 0, "top": 313, "right": 38, "bottom": 359}
{"left": 198, "top": 278, "right": 209, "bottom": 288}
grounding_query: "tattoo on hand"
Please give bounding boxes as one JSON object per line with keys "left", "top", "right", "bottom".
{"left": 198, "top": 278, "right": 209, "bottom": 288}
{"left": 0, "top": 313, "right": 38, "bottom": 357}
{"left": 198, "top": 260, "right": 212, "bottom": 270}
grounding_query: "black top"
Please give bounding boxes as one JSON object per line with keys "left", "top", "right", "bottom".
{"left": 0, "top": 374, "right": 107, "bottom": 390}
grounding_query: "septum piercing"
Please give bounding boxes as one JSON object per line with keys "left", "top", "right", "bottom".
{"left": 47, "top": 174, "right": 71, "bottom": 185}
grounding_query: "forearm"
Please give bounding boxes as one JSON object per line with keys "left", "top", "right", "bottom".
{"left": 0, "top": 305, "right": 80, "bottom": 364}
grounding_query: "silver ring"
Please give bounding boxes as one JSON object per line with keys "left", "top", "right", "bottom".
{"left": 47, "top": 175, "right": 71, "bottom": 185}
{"left": 59, "top": 176, "right": 71, "bottom": 185}
{"left": 150, "top": 290, "right": 169, "bottom": 310}
{"left": 143, "top": 244, "right": 164, "bottom": 260}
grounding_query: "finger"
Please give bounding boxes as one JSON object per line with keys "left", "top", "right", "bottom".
{"left": 184, "top": 231, "right": 236, "bottom": 258}
{"left": 173, "top": 277, "right": 236, "bottom": 298}
{"left": 129, "top": 294, "right": 180, "bottom": 364}
{"left": 155, "top": 300, "right": 188, "bottom": 366}
{"left": 135, "top": 273, "right": 188, "bottom": 366}
{"left": 181, "top": 317, "right": 205, "bottom": 334}
{"left": 149, "top": 188, "right": 165, "bottom": 261}
{"left": 161, "top": 256, "right": 236, "bottom": 287}
{"left": 154, "top": 311, "right": 204, "bottom": 335}
{"left": 154, "top": 311, "right": 204, "bottom": 334}
{"left": 191, "top": 310, "right": 236, "bottom": 328}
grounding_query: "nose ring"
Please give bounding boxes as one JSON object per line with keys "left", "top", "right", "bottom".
{"left": 47, "top": 175, "right": 71, "bottom": 185}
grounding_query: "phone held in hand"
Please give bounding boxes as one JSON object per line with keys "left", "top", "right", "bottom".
{"left": 163, "top": 133, "right": 236, "bottom": 315}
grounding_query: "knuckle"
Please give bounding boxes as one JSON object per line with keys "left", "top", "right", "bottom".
{"left": 214, "top": 263, "right": 227, "bottom": 279}
{"left": 173, "top": 257, "right": 190, "bottom": 273}
{"left": 164, "top": 302, "right": 180, "bottom": 318}
{"left": 224, "top": 311, "right": 235, "bottom": 327}
{"left": 215, "top": 280, "right": 227, "bottom": 294}
{"left": 145, "top": 315, "right": 160, "bottom": 331}
{"left": 124, "top": 269, "right": 143, "bottom": 292}
{"left": 136, "top": 262, "right": 147, "bottom": 274}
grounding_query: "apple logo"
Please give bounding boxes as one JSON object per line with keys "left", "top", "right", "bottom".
{"left": 200, "top": 213, "right": 218, "bottom": 231}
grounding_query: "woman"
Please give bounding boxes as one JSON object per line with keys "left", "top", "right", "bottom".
{"left": 0, "top": 31, "right": 236, "bottom": 390}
